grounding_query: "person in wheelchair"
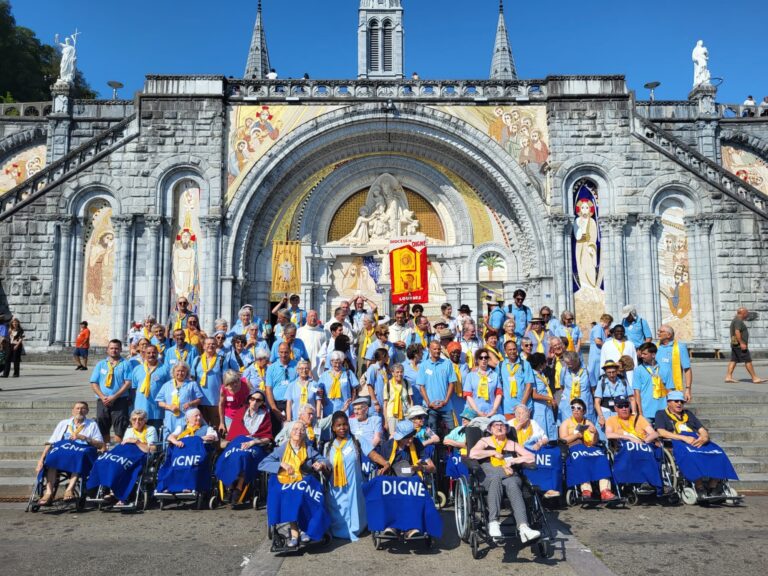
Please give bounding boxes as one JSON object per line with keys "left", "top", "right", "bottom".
{"left": 374, "top": 420, "right": 436, "bottom": 539}
{"left": 510, "top": 405, "right": 559, "bottom": 499}
{"left": 407, "top": 405, "right": 441, "bottom": 447}
{"left": 605, "top": 397, "right": 658, "bottom": 446}
{"left": 468, "top": 415, "right": 541, "bottom": 543}
{"left": 559, "top": 398, "right": 615, "bottom": 501}
{"left": 259, "top": 420, "right": 330, "bottom": 548}
{"left": 654, "top": 391, "right": 738, "bottom": 498}
{"left": 36, "top": 401, "right": 105, "bottom": 506}
{"left": 167, "top": 408, "right": 218, "bottom": 447}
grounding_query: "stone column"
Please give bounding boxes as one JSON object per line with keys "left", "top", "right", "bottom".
{"left": 602, "top": 215, "right": 628, "bottom": 318}
{"left": 220, "top": 276, "right": 234, "bottom": 323}
{"left": 48, "top": 81, "right": 72, "bottom": 163}
{"left": 688, "top": 216, "right": 716, "bottom": 345}
{"left": 54, "top": 216, "right": 74, "bottom": 345}
{"left": 201, "top": 216, "right": 222, "bottom": 332}
{"left": 549, "top": 215, "right": 572, "bottom": 314}
{"left": 688, "top": 83, "right": 718, "bottom": 161}
{"left": 69, "top": 217, "right": 86, "bottom": 341}
{"left": 636, "top": 215, "right": 660, "bottom": 327}
{"left": 144, "top": 215, "right": 162, "bottom": 318}
{"left": 112, "top": 215, "right": 135, "bottom": 343}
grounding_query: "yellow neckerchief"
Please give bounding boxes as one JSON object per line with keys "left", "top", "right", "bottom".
{"left": 175, "top": 347, "right": 188, "bottom": 362}
{"left": 505, "top": 360, "right": 521, "bottom": 397}
{"left": 177, "top": 424, "right": 201, "bottom": 439}
{"left": 388, "top": 440, "right": 422, "bottom": 478}
{"left": 532, "top": 330, "right": 545, "bottom": 353}
{"left": 278, "top": 442, "right": 307, "bottom": 484}
{"left": 665, "top": 408, "right": 692, "bottom": 434}
{"left": 658, "top": 340, "right": 684, "bottom": 392}
{"left": 554, "top": 356, "right": 564, "bottom": 390}
{"left": 298, "top": 379, "right": 310, "bottom": 406}
{"left": 329, "top": 371, "right": 342, "bottom": 399}
{"left": 570, "top": 416, "right": 596, "bottom": 446}
{"left": 415, "top": 328, "right": 428, "bottom": 348}
{"left": 565, "top": 327, "right": 575, "bottom": 351}
{"left": 68, "top": 420, "right": 85, "bottom": 438}
{"left": 645, "top": 364, "right": 667, "bottom": 399}
{"left": 174, "top": 313, "right": 187, "bottom": 331}
{"left": 105, "top": 360, "right": 118, "bottom": 389}
{"left": 360, "top": 328, "right": 375, "bottom": 360}
{"left": 132, "top": 426, "right": 148, "bottom": 444}
{"left": 512, "top": 419, "right": 533, "bottom": 445}
{"left": 503, "top": 333, "right": 516, "bottom": 347}
{"left": 199, "top": 354, "right": 217, "bottom": 387}
{"left": 489, "top": 436, "right": 507, "bottom": 467}
{"left": 536, "top": 373, "right": 553, "bottom": 399}
{"left": 617, "top": 415, "right": 645, "bottom": 440}
{"left": 569, "top": 368, "right": 585, "bottom": 401}
{"left": 614, "top": 338, "right": 626, "bottom": 356}
{"left": 452, "top": 362, "right": 464, "bottom": 396}
{"left": 486, "top": 345, "right": 503, "bottom": 362}
{"left": 255, "top": 363, "right": 266, "bottom": 391}
{"left": 170, "top": 379, "right": 183, "bottom": 414}
{"left": 332, "top": 438, "right": 348, "bottom": 487}
{"left": 156, "top": 341, "right": 166, "bottom": 354}
{"left": 477, "top": 371, "right": 490, "bottom": 401}
{"left": 463, "top": 340, "right": 476, "bottom": 368}
{"left": 139, "top": 362, "right": 157, "bottom": 397}
{"left": 389, "top": 378, "right": 404, "bottom": 419}
{"left": 143, "top": 327, "right": 152, "bottom": 339}
{"left": 290, "top": 310, "right": 300, "bottom": 326}
{"left": 306, "top": 425, "right": 316, "bottom": 442}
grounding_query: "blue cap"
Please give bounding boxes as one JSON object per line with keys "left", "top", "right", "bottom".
{"left": 460, "top": 406, "right": 478, "bottom": 421}
{"left": 615, "top": 395, "right": 631, "bottom": 407}
{"left": 488, "top": 414, "right": 508, "bottom": 426}
{"left": 393, "top": 420, "right": 415, "bottom": 441}
{"left": 666, "top": 391, "right": 685, "bottom": 402}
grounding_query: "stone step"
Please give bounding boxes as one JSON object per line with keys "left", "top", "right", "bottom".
{"left": 0, "top": 400, "right": 84, "bottom": 410}
{"left": 719, "top": 443, "right": 768, "bottom": 458}
{"left": 699, "top": 416, "right": 768, "bottom": 429}
{"left": 0, "top": 409, "right": 78, "bottom": 421}
{"left": 709, "top": 429, "right": 768, "bottom": 443}
{"left": 0, "top": 421, "right": 61, "bottom": 433}
{"left": 690, "top": 403, "right": 768, "bottom": 416}
{"left": 0, "top": 447, "right": 43, "bottom": 460}
{"left": 731, "top": 473, "right": 768, "bottom": 492}
{"left": 0, "top": 460, "right": 37, "bottom": 477}
{"left": 730, "top": 457, "right": 768, "bottom": 475}
{"left": 690, "top": 394, "right": 768, "bottom": 405}
{"left": 0, "top": 433, "right": 51, "bottom": 447}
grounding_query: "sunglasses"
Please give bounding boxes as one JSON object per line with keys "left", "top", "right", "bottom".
{"left": 668, "top": 399, "right": 684, "bottom": 404}
{"left": 570, "top": 406, "right": 584, "bottom": 411}
{"left": 478, "top": 355, "right": 490, "bottom": 360}
{"left": 249, "top": 397, "right": 264, "bottom": 402}
{"left": 215, "top": 335, "right": 225, "bottom": 340}
{"left": 522, "top": 344, "right": 533, "bottom": 347}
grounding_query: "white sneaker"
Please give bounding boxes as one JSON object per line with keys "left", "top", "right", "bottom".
{"left": 488, "top": 520, "right": 502, "bottom": 539}
{"left": 518, "top": 523, "right": 541, "bottom": 544}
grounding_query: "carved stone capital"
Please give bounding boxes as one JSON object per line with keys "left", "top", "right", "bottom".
{"left": 200, "top": 215, "right": 222, "bottom": 234}
{"left": 602, "top": 214, "right": 628, "bottom": 233}
{"left": 144, "top": 214, "right": 163, "bottom": 230}
{"left": 111, "top": 214, "right": 134, "bottom": 233}
{"left": 549, "top": 214, "right": 572, "bottom": 235}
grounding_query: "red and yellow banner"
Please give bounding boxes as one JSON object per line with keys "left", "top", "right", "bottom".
{"left": 389, "top": 237, "right": 428, "bottom": 305}
{"left": 271, "top": 241, "right": 301, "bottom": 299}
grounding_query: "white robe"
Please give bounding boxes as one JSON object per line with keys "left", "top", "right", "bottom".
{"left": 297, "top": 325, "right": 328, "bottom": 378}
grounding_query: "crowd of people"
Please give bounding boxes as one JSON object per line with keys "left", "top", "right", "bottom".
{"left": 33, "top": 290, "right": 753, "bottom": 543}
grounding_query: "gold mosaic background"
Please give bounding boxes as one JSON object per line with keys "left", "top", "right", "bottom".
{"left": 327, "top": 188, "right": 445, "bottom": 242}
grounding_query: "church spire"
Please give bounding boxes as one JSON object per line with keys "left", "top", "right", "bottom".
{"left": 244, "top": 0, "right": 271, "bottom": 79}
{"left": 490, "top": 1, "right": 517, "bottom": 80}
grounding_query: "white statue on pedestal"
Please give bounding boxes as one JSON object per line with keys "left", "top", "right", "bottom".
{"left": 55, "top": 30, "right": 80, "bottom": 84}
{"left": 692, "top": 40, "right": 711, "bottom": 88}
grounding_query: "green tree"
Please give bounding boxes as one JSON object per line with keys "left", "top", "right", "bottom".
{"left": 0, "top": 1, "right": 96, "bottom": 102}
{"left": 479, "top": 252, "right": 504, "bottom": 281}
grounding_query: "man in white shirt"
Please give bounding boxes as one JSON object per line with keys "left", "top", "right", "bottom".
{"left": 297, "top": 310, "right": 328, "bottom": 378}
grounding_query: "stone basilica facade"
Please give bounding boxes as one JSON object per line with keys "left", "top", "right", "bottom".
{"left": 0, "top": 0, "right": 767, "bottom": 351}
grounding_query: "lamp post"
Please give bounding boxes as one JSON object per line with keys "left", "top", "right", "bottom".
{"left": 107, "top": 80, "right": 124, "bottom": 100}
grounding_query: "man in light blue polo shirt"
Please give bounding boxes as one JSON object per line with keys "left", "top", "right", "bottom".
{"left": 499, "top": 339, "right": 534, "bottom": 417}
{"left": 191, "top": 337, "right": 226, "bottom": 428}
{"left": 265, "top": 342, "right": 298, "bottom": 424}
{"left": 90, "top": 339, "right": 133, "bottom": 443}
{"left": 487, "top": 297, "right": 507, "bottom": 333}
{"left": 507, "top": 289, "right": 532, "bottom": 339}
{"left": 269, "top": 323, "right": 309, "bottom": 362}
{"left": 621, "top": 305, "right": 653, "bottom": 349}
{"left": 633, "top": 342, "right": 671, "bottom": 423}
{"left": 417, "top": 340, "right": 458, "bottom": 432}
{"left": 165, "top": 328, "right": 199, "bottom": 371}
{"left": 655, "top": 324, "right": 692, "bottom": 402}
{"left": 128, "top": 344, "right": 170, "bottom": 430}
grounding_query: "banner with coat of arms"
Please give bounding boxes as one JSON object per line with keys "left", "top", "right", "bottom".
{"left": 271, "top": 241, "right": 301, "bottom": 299}
{"left": 389, "top": 237, "right": 428, "bottom": 305}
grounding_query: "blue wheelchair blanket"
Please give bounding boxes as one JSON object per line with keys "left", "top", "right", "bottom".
{"left": 86, "top": 443, "right": 147, "bottom": 501}
{"left": 267, "top": 474, "right": 331, "bottom": 541}
{"left": 363, "top": 475, "right": 443, "bottom": 537}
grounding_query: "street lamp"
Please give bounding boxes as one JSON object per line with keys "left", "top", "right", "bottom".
{"left": 643, "top": 81, "right": 661, "bottom": 101}
{"left": 107, "top": 80, "right": 124, "bottom": 100}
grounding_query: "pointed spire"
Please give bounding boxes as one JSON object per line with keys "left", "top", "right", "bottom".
{"left": 490, "top": 1, "right": 517, "bottom": 80}
{"left": 244, "top": 0, "right": 271, "bottom": 79}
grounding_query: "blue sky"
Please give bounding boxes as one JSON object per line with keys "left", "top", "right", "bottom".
{"left": 11, "top": 0, "right": 767, "bottom": 103}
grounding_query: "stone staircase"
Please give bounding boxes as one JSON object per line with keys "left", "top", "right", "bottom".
{"left": 0, "top": 114, "right": 138, "bottom": 222}
{"left": 633, "top": 115, "right": 768, "bottom": 220}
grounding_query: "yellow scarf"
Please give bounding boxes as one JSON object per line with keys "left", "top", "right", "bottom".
{"left": 659, "top": 340, "right": 684, "bottom": 392}
{"left": 513, "top": 420, "right": 533, "bottom": 445}
{"left": 569, "top": 368, "right": 584, "bottom": 401}
{"left": 175, "top": 347, "right": 188, "bottom": 362}
{"left": 177, "top": 424, "right": 200, "bottom": 439}
{"left": 360, "top": 329, "right": 375, "bottom": 360}
{"left": 139, "top": 362, "right": 157, "bottom": 397}
{"left": 532, "top": 331, "right": 545, "bottom": 353}
{"left": 464, "top": 341, "right": 475, "bottom": 368}
{"left": 614, "top": 339, "right": 626, "bottom": 356}
{"left": 452, "top": 363, "right": 464, "bottom": 396}
{"left": 571, "top": 417, "right": 595, "bottom": 446}
{"left": 503, "top": 333, "right": 516, "bottom": 347}
{"left": 306, "top": 426, "right": 316, "bottom": 442}
{"left": 68, "top": 421, "right": 85, "bottom": 438}
{"left": 132, "top": 427, "right": 148, "bottom": 444}
{"left": 390, "top": 378, "right": 404, "bottom": 419}
{"left": 565, "top": 327, "right": 575, "bottom": 352}
{"left": 290, "top": 311, "right": 300, "bottom": 325}
{"left": 328, "top": 372, "right": 342, "bottom": 399}
{"left": 415, "top": 329, "right": 428, "bottom": 348}
{"left": 554, "top": 357, "right": 564, "bottom": 390}
{"left": 486, "top": 346, "right": 503, "bottom": 363}
{"left": 200, "top": 354, "right": 217, "bottom": 388}
{"left": 665, "top": 409, "right": 692, "bottom": 434}
{"left": 143, "top": 327, "right": 152, "bottom": 339}
{"left": 256, "top": 364, "right": 266, "bottom": 391}
{"left": 105, "top": 360, "right": 117, "bottom": 389}
{"left": 299, "top": 380, "right": 309, "bottom": 406}
{"left": 490, "top": 437, "right": 507, "bottom": 467}
{"left": 332, "top": 439, "right": 348, "bottom": 487}
{"left": 645, "top": 364, "right": 667, "bottom": 399}
{"left": 170, "top": 379, "right": 183, "bottom": 416}
{"left": 506, "top": 361, "right": 521, "bottom": 397}
{"left": 278, "top": 443, "right": 307, "bottom": 484}
{"left": 477, "top": 373, "right": 490, "bottom": 401}
{"left": 617, "top": 416, "right": 645, "bottom": 440}
{"left": 174, "top": 313, "right": 187, "bottom": 331}
{"left": 537, "top": 373, "right": 553, "bottom": 399}
{"left": 388, "top": 440, "right": 422, "bottom": 478}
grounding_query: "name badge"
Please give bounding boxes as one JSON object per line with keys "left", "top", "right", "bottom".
{"left": 425, "top": 369, "right": 433, "bottom": 376}
{"left": 401, "top": 466, "right": 412, "bottom": 475}
{"left": 342, "top": 445, "right": 355, "bottom": 456}
{"left": 101, "top": 369, "right": 107, "bottom": 375}
{"left": 226, "top": 396, "right": 234, "bottom": 402}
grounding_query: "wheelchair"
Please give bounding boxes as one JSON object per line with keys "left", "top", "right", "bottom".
{"left": 660, "top": 441, "right": 743, "bottom": 506}
{"left": 209, "top": 467, "right": 269, "bottom": 510}
{"left": 456, "top": 426, "right": 555, "bottom": 560}
{"left": 563, "top": 440, "right": 626, "bottom": 508}
{"left": 604, "top": 440, "right": 679, "bottom": 506}
{"left": 154, "top": 438, "right": 215, "bottom": 510}
{"left": 26, "top": 469, "right": 88, "bottom": 513}
{"left": 422, "top": 443, "right": 448, "bottom": 509}
{"left": 86, "top": 444, "right": 163, "bottom": 512}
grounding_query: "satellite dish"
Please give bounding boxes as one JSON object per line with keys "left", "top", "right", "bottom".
{"left": 107, "top": 80, "right": 124, "bottom": 100}
{"left": 643, "top": 81, "right": 661, "bottom": 101}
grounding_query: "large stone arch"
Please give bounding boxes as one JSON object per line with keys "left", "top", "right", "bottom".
{"left": 224, "top": 103, "right": 551, "bottom": 294}
{"left": 0, "top": 126, "right": 47, "bottom": 161}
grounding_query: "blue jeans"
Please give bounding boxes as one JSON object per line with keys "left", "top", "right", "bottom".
{"left": 427, "top": 405, "right": 457, "bottom": 434}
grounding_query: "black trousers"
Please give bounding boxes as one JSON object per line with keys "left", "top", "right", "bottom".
{"left": 2, "top": 346, "right": 21, "bottom": 377}
{"left": 96, "top": 396, "right": 130, "bottom": 441}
